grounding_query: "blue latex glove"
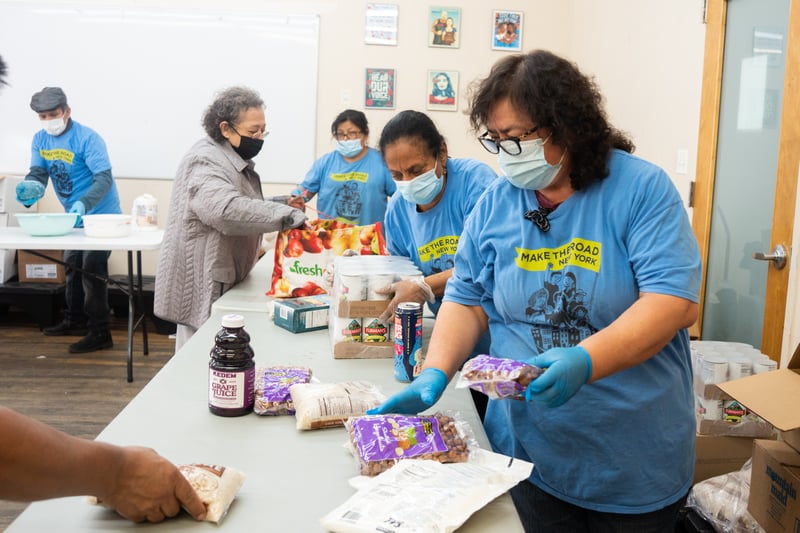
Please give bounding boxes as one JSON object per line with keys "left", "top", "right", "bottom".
{"left": 367, "top": 368, "right": 448, "bottom": 415}
{"left": 15, "top": 181, "right": 46, "bottom": 207}
{"left": 69, "top": 200, "right": 86, "bottom": 227}
{"left": 525, "top": 346, "right": 592, "bottom": 408}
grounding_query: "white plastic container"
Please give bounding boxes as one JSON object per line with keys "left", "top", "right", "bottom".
{"left": 132, "top": 193, "right": 158, "bottom": 231}
{"left": 82, "top": 214, "right": 133, "bottom": 238}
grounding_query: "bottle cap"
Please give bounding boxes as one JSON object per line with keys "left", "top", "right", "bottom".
{"left": 221, "top": 314, "right": 245, "bottom": 328}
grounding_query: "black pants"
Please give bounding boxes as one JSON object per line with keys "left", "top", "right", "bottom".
{"left": 64, "top": 249, "right": 111, "bottom": 333}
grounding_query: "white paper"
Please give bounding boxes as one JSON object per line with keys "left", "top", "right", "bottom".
{"left": 320, "top": 448, "right": 533, "bottom": 533}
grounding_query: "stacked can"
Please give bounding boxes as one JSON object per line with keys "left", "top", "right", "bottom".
{"left": 362, "top": 273, "right": 394, "bottom": 343}
{"left": 336, "top": 273, "right": 365, "bottom": 342}
{"left": 394, "top": 302, "right": 423, "bottom": 382}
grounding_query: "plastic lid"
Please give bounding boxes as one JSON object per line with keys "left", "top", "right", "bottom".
{"left": 221, "top": 314, "right": 245, "bottom": 328}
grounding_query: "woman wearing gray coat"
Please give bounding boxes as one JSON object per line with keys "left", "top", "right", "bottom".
{"left": 155, "top": 87, "right": 306, "bottom": 351}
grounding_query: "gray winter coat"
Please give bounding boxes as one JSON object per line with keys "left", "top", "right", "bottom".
{"left": 154, "top": 137, "right": 305, "bottom": 329}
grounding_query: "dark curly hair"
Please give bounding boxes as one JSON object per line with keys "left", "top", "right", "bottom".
{"left": 202, "top": 86, "right": 264, "bottom": 142}
{"left": 331, "top": 109, "right": 369, "bottom": 137}
{"left": 0, "top": 55, "right": 7, "bottom": 87}
{"left": 468, "top": 49, "right": 634, "bottom": 190}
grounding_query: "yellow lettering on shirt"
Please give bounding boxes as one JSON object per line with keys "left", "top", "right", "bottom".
{"left": 418, "top": 235, "right": 459, "bottom": 260}
{"left": 515, "top": 238, "right": 601, "bottom": 273}
{"left": 330, "top": 171, "right": 368, "bottom": 183}
{"left": 39, "top": 148, "right": 75, "bottom": 164}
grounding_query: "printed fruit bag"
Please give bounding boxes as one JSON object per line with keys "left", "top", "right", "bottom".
{"left": 268, "top": 219, "right": 387, "bottom": 297}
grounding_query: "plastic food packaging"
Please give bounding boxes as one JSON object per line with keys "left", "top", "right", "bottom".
{"left": 455, "top": 354, "right": 543, "bottom": 400}
{"left": 345, "top": 412, "right": 476, "bottom": 476}
{"left": 320, "top": 448, "right": 534, "bottom": 533}
{"left": 686, "top": 459, "right": 764, "bottom": 533}
{"left": 289, "top": 380, "right": 386, "bottom": 430}
{"left": 254, "top": 366, "right": 312, "bottom": 415}
{"left": 178, "top": 464, "right": 246, "bottom": 524}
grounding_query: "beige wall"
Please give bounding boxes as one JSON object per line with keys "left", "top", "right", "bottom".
{"left": 18, "top": 0, "right": 705, "bottom": 277}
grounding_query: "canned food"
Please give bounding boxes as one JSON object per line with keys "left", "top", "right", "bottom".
{"left": 394, "top": 302, "right": 423, "bottom": 382}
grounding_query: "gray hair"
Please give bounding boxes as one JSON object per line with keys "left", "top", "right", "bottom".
{"left": 202, "top": 86, "right": 264, "bottom": 142}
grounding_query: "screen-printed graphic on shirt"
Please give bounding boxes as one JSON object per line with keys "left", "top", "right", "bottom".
{"left": 517, "top": 238, "right": 601, "bottom": 353}
{"left": 418, "top": 235, "right": 458, "bottom": 273}
{"left": 331, "top": 173, "right": 367, "bottom": 222}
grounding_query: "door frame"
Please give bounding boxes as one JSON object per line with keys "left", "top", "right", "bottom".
{"left": 691, "top": 0, "right": 800, "bottom": 359}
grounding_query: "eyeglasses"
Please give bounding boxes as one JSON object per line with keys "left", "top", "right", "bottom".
{"left": 232, "top": 126, "right": 269, "bottom": 139}
{"left": 335, "top": 131, "right": 363, "bottom": 141}
{"left": 478, "top": 127, "right": 539, "bottom": 155}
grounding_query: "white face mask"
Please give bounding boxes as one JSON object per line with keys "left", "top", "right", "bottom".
{"left": 395, "top": 160, "right": 443, "bottom": 205}
{"left": 498, "top": 136, "right": 563, "bottom": 190}
{"left": 336, "top": 139, "right": 363, "bottom": 158}
{"left": 42, "top": 116, "right": 67, "bottom": 136}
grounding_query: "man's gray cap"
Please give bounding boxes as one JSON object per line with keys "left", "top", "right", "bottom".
{"left": 30, "top": 87, "right": 67, "bottom": 112}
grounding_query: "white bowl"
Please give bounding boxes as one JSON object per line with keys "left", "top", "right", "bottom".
{"left": 15, "top": 213, "right": 78, "bottom": 236}
{"left": 82, "top": 214, "right": 132, "bottom": 238}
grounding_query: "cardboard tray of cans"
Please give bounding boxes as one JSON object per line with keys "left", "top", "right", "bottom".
{"left": 330, "top": 255, "right": 422, "bottom": 359}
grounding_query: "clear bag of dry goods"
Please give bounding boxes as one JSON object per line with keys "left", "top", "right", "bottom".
{"left": 254, "top": 366, "right": 312, "bottom": 416}
{"left": 344, "top": 412, "right": 477, "bottom": 476}
{"left": 289, "top": 380, "right": 386, "bottom": 430}
{"left": 455, "top": 354, "right": 544, "bottom": 400}
{"left": 178, "top": 464, "right": 246, "bottom": 524}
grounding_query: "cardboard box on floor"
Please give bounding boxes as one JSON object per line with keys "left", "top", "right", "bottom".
{"left": 17, "top": 250, "right": 65, "bottom": 283}
{"left": 694, "top": 434, "right": 757, "bottom": 485}
{"left": 718, "top": 347, "right": 800, "bottom": 533}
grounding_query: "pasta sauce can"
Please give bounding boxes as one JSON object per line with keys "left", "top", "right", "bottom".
{"left": 394, "top": 302, "right": 423, "bottom": 382}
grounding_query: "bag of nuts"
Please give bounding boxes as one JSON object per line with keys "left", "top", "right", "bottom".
{"left": 254, "top": 366, "right": 312, "bottom": 416}
{"left": 345, "top": 412, "right": 476, "bottom": 476}
{"left": 456, "top": 354, "right": 544, "bottom": 400}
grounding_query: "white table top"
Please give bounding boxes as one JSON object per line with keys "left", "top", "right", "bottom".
{"left": 211, "top": 252, "right": 275, "bottom": 314}
{"left": 0, "top": 227, "right": 164, "bottom": 251}
{"left": 7, "top": 310, "right": 523, "bottom": 531}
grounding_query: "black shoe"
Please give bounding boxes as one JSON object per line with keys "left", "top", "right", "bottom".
{"left": 69, "top": 332, "right": 114, "bottom": 353}
{"left": 43, "top": 321, "right": 89, "bottom": 337}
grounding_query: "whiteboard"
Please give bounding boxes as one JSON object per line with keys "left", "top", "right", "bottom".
{"left": 0, "top": 2, "right": 318, "bottom": 183}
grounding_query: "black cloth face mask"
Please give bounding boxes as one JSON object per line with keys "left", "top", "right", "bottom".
{"left": 232, "top": 132, "right": 264, "bottom": 160}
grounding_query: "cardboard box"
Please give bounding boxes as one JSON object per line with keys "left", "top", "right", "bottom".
{"left": 333, "top": 340, "right": 393, "bottom": 359}
{"left": 717, "top": 347, "right": 800, "bottom": 532}
{"left": 749, "top": 440, "right": 800, "bottom": 532}
{"left": 694, "top": 434, "right": 757, "bottom": 484}
{"left": 17, "top": 250, "right": 65, "bottom": 283}
{"left": 273, "top": 295, "right": 330, "bottom": 333}
{"left": 0, "top": 249, "right": 16, "bottom": 283}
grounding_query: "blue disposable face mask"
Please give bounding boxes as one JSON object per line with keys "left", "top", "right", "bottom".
{"left": 498, "top": 136, "right": 563, "bottom": 190}
{"left": 395, "top": 160, "right": 443, "bottom": 205}
{"left": 336, "top": 139, "right": 364, "bottom": 158}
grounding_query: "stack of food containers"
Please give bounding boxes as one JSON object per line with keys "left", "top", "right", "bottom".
{"left": 330, "top": 255, "right": 422, "bottom": 359}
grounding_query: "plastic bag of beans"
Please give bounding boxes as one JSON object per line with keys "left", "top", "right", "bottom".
{"left": 455, "top": 354, "right": 544, "bottom": 400}
{"left": 344, "top": 412, "right": 477, "bottom": 476}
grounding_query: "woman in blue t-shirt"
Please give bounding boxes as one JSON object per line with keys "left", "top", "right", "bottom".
{"left": 370, "top": 50, "right": 702, "bottom": 533}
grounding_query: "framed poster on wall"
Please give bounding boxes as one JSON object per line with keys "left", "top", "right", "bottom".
{"left": 492, "top": 10, "right": 523, "bottom": 51}
{"left": 365, "top": 68, "right": 396, "bottom": 108}
{"left": 429, "top": 6, "right": 460, "bottom": 48}
{"left": 426, "top": 70, "right": 459, "bottom": 111}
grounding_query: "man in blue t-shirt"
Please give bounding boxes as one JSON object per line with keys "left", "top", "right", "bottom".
{"left": 16, "top": 87, "right": 122, "bottom": 353}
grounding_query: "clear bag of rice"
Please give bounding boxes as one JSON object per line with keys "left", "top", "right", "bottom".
{"left": 289, "top": 380, "right": 385, "bottom": 430}
{"left": 178, "top": 463, "right": 245, "bottom": 524}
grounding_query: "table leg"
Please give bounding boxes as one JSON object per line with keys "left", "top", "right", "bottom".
{"left": 136, "top": 251, "right": 149, "bottom": 355}
{"left": 126, "top": 251, "right": 134, "bottom": 382}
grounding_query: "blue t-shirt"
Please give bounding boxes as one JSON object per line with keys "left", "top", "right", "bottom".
{"left": 299, "top": 147, "right": 396, "bottom": 225}
{"left": 30, "top": 120, "right": 121, "bottom": 215}
{"left": 445, "top": 150, "right": 701, "bottom": 513}
{"left": 384, "top": 157, "right": 497, "bottom": 316}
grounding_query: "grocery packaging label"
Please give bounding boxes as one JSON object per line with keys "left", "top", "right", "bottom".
{"left": 268, "top": 219, "right": 387, "bottom": 298}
